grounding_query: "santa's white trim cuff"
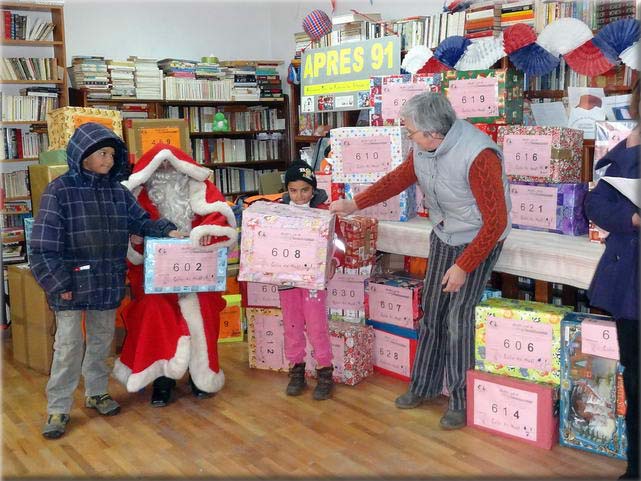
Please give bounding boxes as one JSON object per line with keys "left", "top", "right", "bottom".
{"left": 190, "top": 225, "right": 238, "bottom": 249}
{"left": 189, "top": 181, "right": 237, "bottom": 228}
{"left": 127, "top": 243, "right": 144, "bottom": 265}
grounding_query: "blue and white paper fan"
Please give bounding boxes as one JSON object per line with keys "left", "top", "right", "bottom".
{"left": 434, "top": 35, "right": 471, "bottom": 68}
{"left": 537, "top": 18, "right": 593, "bottom": 57}
{"left": 454, "top": 36, "right": 506, "bottom": 71}
{"left": 620, "top": 41, "right": 639, "bottom": 70}
{"left": 508, "top": 42, "right": 560, "bottom": 76}
{"left": 402, "top": 45, "right": 434, "bottom": 74}
{"left": 593, "top": 18, "right": 640, "bottom": 59}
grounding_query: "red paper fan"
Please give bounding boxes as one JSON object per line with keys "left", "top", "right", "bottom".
{"left": 503, "top": 24, "right": 537, "bottom": 54}
{"left": 564, "top": 39, "right": 616, "bottom": 76}
{"left": 417, "top": 56, "right": 449, "bottom": 74}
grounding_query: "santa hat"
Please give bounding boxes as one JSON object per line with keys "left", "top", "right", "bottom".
{"left": 123, "top": 143, "right": 237, "bottom": 259}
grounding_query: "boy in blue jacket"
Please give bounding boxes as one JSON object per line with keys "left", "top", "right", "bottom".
{"left": 30, "top": 123, "right": 181, "bottom": 440}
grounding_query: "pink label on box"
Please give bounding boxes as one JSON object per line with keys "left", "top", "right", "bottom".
{"left": 448, "top": 78, "right": 499, "bottom": 118}
{"left": 504, "top": 135, "right": 552, "bottom": 177}
{"left": 153, "top": 243, "right": 219, "bottom": 288}
{"left": 374, "top": 330, "right": 411, "bottom": 377}
{"left": 581, "top": 319, "right": 619, "bottom": 360}
{"left": 381, "top": 83, "right": 427, "bottom": 119}
{"left": 253, "top": 226, "right": 321, "bottom": 273}
{"left": 485, "top": 316, "right": 553, "bottom": 372}
{"left": 315, "top": 174, "right": 331, "bottom": 205}
{"left": 473, "top": 378, "right": 539, "bottom": 441}
{"left": 247, "top": 282, "right": 280, "bottom": 307}
{"left": 349, "top": 183, "right": 400, "bottom": 219}
{"left": 341, "top": 136, "right": 392, "bottom": 174}
{"left": 510, "top": 184, "right": 558, "bottom": 230}
{"left": 253, "top": 314, "right": 286, "bottom": 370}
{"left": 327, "top": 272, "right": 366, "bottom": 310}
{"left": 368, "top": 284, "right": 414, "bottom": 328}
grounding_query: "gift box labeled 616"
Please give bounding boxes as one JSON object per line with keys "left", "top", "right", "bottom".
{"left": 238, "top": 201, "right": 335, "bottom": 290}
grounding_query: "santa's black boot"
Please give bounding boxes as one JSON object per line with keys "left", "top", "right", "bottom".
{"left": 188, "top": 376, "right": 212, "bottom": 399}
{"left": 313, "top": 366, "right": 334, "bottom": 401}
{"left": 286, "top": 363, "right": 307, "bottom": 396}
{"left": 151, "top": 376, "right": 175, "bottom": 407}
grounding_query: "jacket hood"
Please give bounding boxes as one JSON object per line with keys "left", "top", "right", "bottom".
{"left": 66, "top": 122, "right": 127, "bottom": 181}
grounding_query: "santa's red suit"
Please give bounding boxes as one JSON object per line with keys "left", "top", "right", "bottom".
{"left": 113, "top": 143, "right": 237, "bottom": 394}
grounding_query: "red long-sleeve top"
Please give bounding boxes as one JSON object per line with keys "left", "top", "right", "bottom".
{"left": 353, "top": 149, "right": 508, "bottom": 272}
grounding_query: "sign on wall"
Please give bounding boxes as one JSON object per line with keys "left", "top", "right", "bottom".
{"left": 301, "top": 36, "right": 401, "bottom": 113}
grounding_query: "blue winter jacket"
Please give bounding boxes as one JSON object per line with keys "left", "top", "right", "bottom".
{"left": 585, "top": 139, "right": 640, "bottom": 321}
{"left": 30, "top": 122, "right": 177, "bottom": 311}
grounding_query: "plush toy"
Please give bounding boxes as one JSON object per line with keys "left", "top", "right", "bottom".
{"left": 212, "top": 112, "right": 229, "bottom": 132}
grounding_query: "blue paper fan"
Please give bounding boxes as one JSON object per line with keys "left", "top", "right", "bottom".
{"left": 508, "top": 43, "right": 560, "bottom": 77}
{"left": 434, "top": 35, "right": 471, "bottom": 68}
{"left": 593, "top": 18, "right": 641, "bottom": 59}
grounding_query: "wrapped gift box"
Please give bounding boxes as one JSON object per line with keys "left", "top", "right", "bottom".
{"left": 473, "top": 123, "right": 500, "bottom": 142}
{"left": 241, "top": 281, "right": 281, "bottom": 308}
{"left": 336, "top": 215, "right": 378, "bottom": 268}
{"left": 246, "top": 307, "right": 288, "bottom": 372}
{"left": 238, "top": 201, "right": 335, "bottom": 290}
{"left": 509, "top": 182, "right": 589, "bottom": 236}
{"left": 327, "top": 266, "right": 372, "bottom": 323}
{"left": 497, "top": 126, "right": 583, "bottom": 183}
{"left": 441, "top": 69, "right": 524, "bottom": 124}
{"left": 46, "top": 106, "right": 123, "bottom": 150}
{"left": 404, "top": 255, "right": 428, "bottom": 278}
{"left": 369, "top": 73, "right": 443, "bottom": 126}
{"left": 467, "top": 369, "right": 559, "bottom": 450}
{"left": 368, "top": 272, "right": 424, "bottom": 330}
{"left": 304, "top": 320, "right": 374, "bottom": 386}
{"left": 366, "top": 319, "right": 418, "bottom": 382}
{"left": 28, "top": 164, "right": 68, "bottom": 216}
{"left": 218, "top": 294, "right": 244, "bottom": 343}
{"left": 475, "top": 298, "right": 572, "bottom": 385}
{"left": 227, "top": 227, "right": 241, "bottom": 264}
{"left": 144, "top": 238, "right": 228, "bottom": 294}
{"left": 330, "top": 126, "right": 410, "bottom": 183}
{"left": 344, "top": 183, "right": 417, "bottom": 222}
{"left": 560, "top": 312, "right": 627, "bottom": 460}
{"left": 594, "top": 120, "right": 637, "bottom": 182}
{"left": 224, "top": 265, "right": 240, "bottom": 295}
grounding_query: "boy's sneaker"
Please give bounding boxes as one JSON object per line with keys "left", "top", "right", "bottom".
{"left": 85, "top": 393, "right": 121, "bottom": 416}
{"left": 42, "top": 414, "right": 70, "bottom": 439}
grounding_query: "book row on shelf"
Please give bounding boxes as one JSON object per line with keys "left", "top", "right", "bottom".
{"left": 1, "top": 170, "right": 29, "bottom": 198}
{"left": 1, "top": 92, "right": 59, "bottom": 122}
{"left": 1, "top": 10, "right": 55, "bottom": 41}
{"left": 213, "top": 167, "right": 277, "bottom": 196}
{"left": 297, "top": 110, "right": 349, "bottom": 137}
{"left": 1, "top": 127, "right": 48, "bottom": 160}
{"left": 1, "top": 57, "right": 60, "bottom": 82}
{"left": 89, "top": 102, "right": 154, "bottom": 119}
{"left": 165, "top": 105, "right": 286, "bottom": 133}
{"left": 192, "top": 137, "right": 281, "bottom": 165}
{"left": 523, "top": 62, "right": 636, "bottom": 92}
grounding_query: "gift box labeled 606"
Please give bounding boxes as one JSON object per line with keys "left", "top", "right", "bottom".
{"left": 144, "top": 238, "right": 228, "bottom": 294}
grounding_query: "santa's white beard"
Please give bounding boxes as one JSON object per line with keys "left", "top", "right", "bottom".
{"left": 146, "top": 167, "right": 194, "bottom": 233}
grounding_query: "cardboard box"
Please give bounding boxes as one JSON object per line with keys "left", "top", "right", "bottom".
{"left": 560, "top": 312, "right": 627, "bottom": 460}
{"left": 28, "top": 164, "right": 68, "bottom": 216}
{"left": 218, "top": 294, "right": 244, "bottom": 343}
{"left": 123, "top": 118, "right": 191, "bottom": 164}
{"left": 335, "top": 215, "right": 378, "bottom": 268}
{"left": 442, "top": 69, "right": 524, "bottom": 124}
{"left": 467, "top": 369, "right": 559, "bottom": 450}
{"left": 497, "top": 126, "right": 584, "bottom": 183}
{"left": 330, "top": 126, "right": 410, "bottom": 183}
{"left": 344, "top": 183, "right": 417, "bottom": 222}
{"left": 7, "top": 264, "right": 29, "bottom": 365}
{"left": 239, "top": 201, "right": 335, "bottom": 290}
{"left": 369, "top": 73, "right": 443, "bottom": 126}
{"left": 368, "top": 272, "right": 424, "bottom": 330}
{"left": 475, "top": 298, "right": 572, "bottom": 385}
{"left": 509, "top": 182, "right": 589, "bottom": 236}
{"left": 47, "top": 106, "right": 123, "bottom": 150}
{"left": 367, "top": 320, "right": 418, "bottom": 382}
{"left": 246, "top": 307, "right": 288, "bottom": 372}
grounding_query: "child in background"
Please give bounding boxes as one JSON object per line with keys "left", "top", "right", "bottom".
{"left": 279, "top": 161, "right": 342, "bottom": 400}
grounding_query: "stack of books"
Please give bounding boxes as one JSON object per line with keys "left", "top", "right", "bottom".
{"left": 499, "top": 0, "right": 534, "bottom": 31}
{"left": 331, "top": 12, "right": 383, "bottom": 45}
{"left": 595, "top": 0, "right": 636, "bottom": 29}
{"left": 68, "top": 56, "right": 110, "bottom": 100}
{"left": 232, "top": 66, "right": 260, "bottom": 101}
{"left": 128, "top": 57, "right": 163, "bottom": 100}
{"left": 294, "top": 32, "right": 311, "bottom": 58}
{"left": 107, "top": 59, "right": 136, "bottom": 99}
{"left": 256, "top": 62, "right": 282, "bottom": 99}
{"left": 157, "top": 58, "right": 197, "bottom": 79}
{"left": 465, "top": 1, "right": 499, "bottom": 39}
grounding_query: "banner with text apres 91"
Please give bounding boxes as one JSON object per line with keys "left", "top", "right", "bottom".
{"left": 301, "top": 36, "right": 401, "bottom": 113}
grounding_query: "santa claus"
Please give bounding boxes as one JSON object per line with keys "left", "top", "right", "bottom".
{"left": 113, "top": 143, "right": 237, "bottom": 406}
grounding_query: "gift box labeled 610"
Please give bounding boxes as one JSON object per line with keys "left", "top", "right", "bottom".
{"left": 144, "top": 238, "right": 228, "bottom": 294}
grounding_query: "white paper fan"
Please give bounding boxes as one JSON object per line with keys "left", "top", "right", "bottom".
{"left": 620, "top": 41, "right": 639, "bottom": 70}
{"left": 537, "top": 18, "right": 593, "bottom": 57}
{"left": 454, "top": 35, "right": 506, "bottom": 71}
{"left": 402, "top": 45, "right": 433, "bottom": 74}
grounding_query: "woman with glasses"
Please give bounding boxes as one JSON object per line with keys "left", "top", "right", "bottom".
{"left": 330, "top": 92, "right": 511, "bottom": 429}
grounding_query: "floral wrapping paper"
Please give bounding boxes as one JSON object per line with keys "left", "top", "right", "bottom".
{"left": 344, "top": 183, "right": 417, "bottom": 222}
{"left": 593, "top": 121, "right": 637, "bottom": 182}
{"left": 497, "top": 125, "right": 584, "bottom": 183}
{"left": 246, "top": 307, "right": 288, "bottom": 373}
{"left": 475, "top": 298, "right": 572, "bottom": 386}
{"left": 509, "top": 182, "right": 589, "bottom": 236}
{"left": 441, "top": 69, "right": 524, "bottom": 125}
{"left": 560, "top": 312, "right": 627, "bottom": 460}
{"left": 304, "top": 320, "right": 375, "bottom": 386}
{"left": 238, "top": 201, "right": 335, "bottom": 290}
{"left": 327, "top": 265, "right": 374, "bottom": 324}
{"left": 369, "top": 74, "right": 443, "bottom": 126}
{"left": 330, "top": 126, "right": 410, "bottom": 183}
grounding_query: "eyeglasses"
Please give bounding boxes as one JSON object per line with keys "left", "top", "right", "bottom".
{"left": 405, "top": 129, "right": 443, "bottom": 141}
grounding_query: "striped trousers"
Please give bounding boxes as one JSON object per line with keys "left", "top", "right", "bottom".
{"left": 410, "top": 231, "right": 503, "bottom": 410}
